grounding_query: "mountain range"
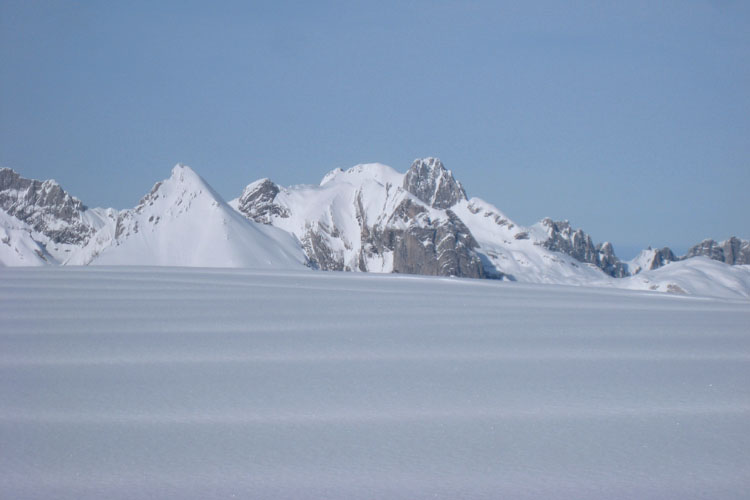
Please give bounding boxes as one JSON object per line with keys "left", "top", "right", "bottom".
{"left": 1, "top": 159, "right": 748, "bottom": 298}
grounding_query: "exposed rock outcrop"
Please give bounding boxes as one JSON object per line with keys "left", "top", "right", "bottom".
{"left": 538, "top": 218, "right": 628, "bottom": 277}
{"left": 0, "top": 168, "right": 95, "bottom": 245}
{"left": 403, "top": 158, "right": 467, "bottom": 209}
{"left": 651, "top": 247, "right": 677, "bottom": 269}
{"left": 236, "top": 178, "right": 290, "bottom": 224}
{"left": 596, "top": 241, "right": 628, "bottom": 278}
{"left": 364, "top": 199, "right": 484, "bottom": 278}
{"left": 686, "top": 237, "right": 750, "bottom": 265}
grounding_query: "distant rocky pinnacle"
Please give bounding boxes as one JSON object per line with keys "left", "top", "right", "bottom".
{"left": 539, "top": 218, "right": 628, "bottom": 277}
{"left": 647, "top": 247, "right": 678, "bottom": 271}
{"left": 685, "top": 237, "right": 750, "bottom": 266}
{"left": 538, "top": 215, "right": 748, "bottom": 276}
{"left": 403, "top": 158, "right": 467, "bottom": 209}
{"left": 236, "top": 178, "right": 290, "bottom": 224}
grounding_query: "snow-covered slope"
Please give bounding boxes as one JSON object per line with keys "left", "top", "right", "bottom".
{"left": 0, "top": 211, "right": 53, "bottom": 266}
{"left": 69, "top": 165, "right": 306, "bottom": 269}
{"left": 617, "top": 257, "right": 750, "bottom": 298}
{"left": 3, "top": 266, "right": 749, "bottom": 499}
{"left": 451, "top": 198, "right": 611, "bottom": 284}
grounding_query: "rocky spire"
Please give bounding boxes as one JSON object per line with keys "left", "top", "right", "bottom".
{"left": 402, "top": 158, "right": 467, "bottom": 209}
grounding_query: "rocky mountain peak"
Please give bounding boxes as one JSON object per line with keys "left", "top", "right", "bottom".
{"left": 135, "top": 164, "right": 220, "bottom": 212}
{"left": 0, "top": 167, "right": 94, "bottom": 245}
{"left": 403, "top": 157, "right": 467, "bottom": 209}
{"left": 236, "top": 178, "right": 289, "bottom": 224}
{"left": 540, "top": 218, "right": 598, "bottom": 263}
{"left": 0, "top": 168, "right": 86, "bottom": 215}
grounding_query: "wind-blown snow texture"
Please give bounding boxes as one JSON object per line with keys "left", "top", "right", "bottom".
{"left": 2, "top": 267, "right": 749, "bottom": 499}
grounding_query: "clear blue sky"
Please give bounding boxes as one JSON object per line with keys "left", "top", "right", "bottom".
{"left": 1, "top": 0, "right": 748, "bottom": 257}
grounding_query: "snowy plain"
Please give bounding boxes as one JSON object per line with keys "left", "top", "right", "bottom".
{"left": 1, "top": 266, "right": 749, "bottom": 499}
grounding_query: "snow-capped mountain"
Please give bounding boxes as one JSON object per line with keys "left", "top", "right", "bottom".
{"left": 231, "top": 158, "right": 634, "bottom": 283}
{"left": 67, "top": 165, "right": 306, "bottom": 268}
{"left": 1, "top": 160, "right": 748, "bottom": 298}
{"left": 230, "top": 157, "right": 749, "bottom": 297}
{"left": 232, "top": 159, "right": 484, "bottom": 278}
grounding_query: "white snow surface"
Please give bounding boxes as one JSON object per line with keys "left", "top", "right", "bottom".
{"left": 0, "top": 211, "right": 51, "bottom": 266}
{"left": 619, "top": 257, "right": 750, "bottom": 298}
{"left": 68, "top": 165, "right": 306, "bottom": 269}
{"left": 1, "top": 266, "right": 749, "bottom": 499}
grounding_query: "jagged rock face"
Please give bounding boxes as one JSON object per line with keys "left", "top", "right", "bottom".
{"left": 723, "top": 237, "right": 750, "bottom": 265}
{"left": 0, "top": 168, "right": 94, "bottom": 245}
{"left": 540, "top": 218, "right": 598, "bottom": 263}
{"left": 596, "top": 242, "right": 628, "bottom": 278}
{"left": 686, "top": 239, "right": 724, "bottom": 261}
{"left": 686, "top": 237, "right": 750, "bottom": 265}
{"left": 649, "top": 247, "right": 677, "bottom": 270}
{"left": 362, "top": 199, "right": 484, "bottom": 278}
{"left": 403, "top": 158, "right": 467, "bottom": 209}
{"left": 299, "top": 196, "right": 485, "bottom": 278}
{"left": 540, "top": 218, "right": 629, "bottom": 277}
{"left": 236, "top": 179, "right": 290, "bottom": 224}
{"left": 298, "top": 220, "right": 348, "bottom": 272}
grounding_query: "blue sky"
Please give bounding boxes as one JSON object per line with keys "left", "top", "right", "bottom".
{"left": 1, "top": 0, "right": 748, "bottom": 257}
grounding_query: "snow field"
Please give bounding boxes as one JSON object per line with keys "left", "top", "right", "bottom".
{"left": 1, "top": 267, "right": 749, "bottom": 499}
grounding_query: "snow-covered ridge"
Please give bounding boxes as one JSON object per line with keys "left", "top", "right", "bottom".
{"left": 230, "top": 157, "right": 749, "bottom": 298}
{"left": 2, "top": 161, "right": 748, "bottom": 299}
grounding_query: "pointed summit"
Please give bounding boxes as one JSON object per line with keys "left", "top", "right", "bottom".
{"left": 71, "top": 165, "right": 306, "bottom": 268}
{"left": 167, "top": 163, "right": 218, "bottom": 194}
{"left": 403, "top": 157, "right": 467, "bottom": 209}
{"left": 170, "top": 163, "right": 202, "bottom": 184}
{"left": 135, "top": 164, "right": 224, "bottom": 214}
